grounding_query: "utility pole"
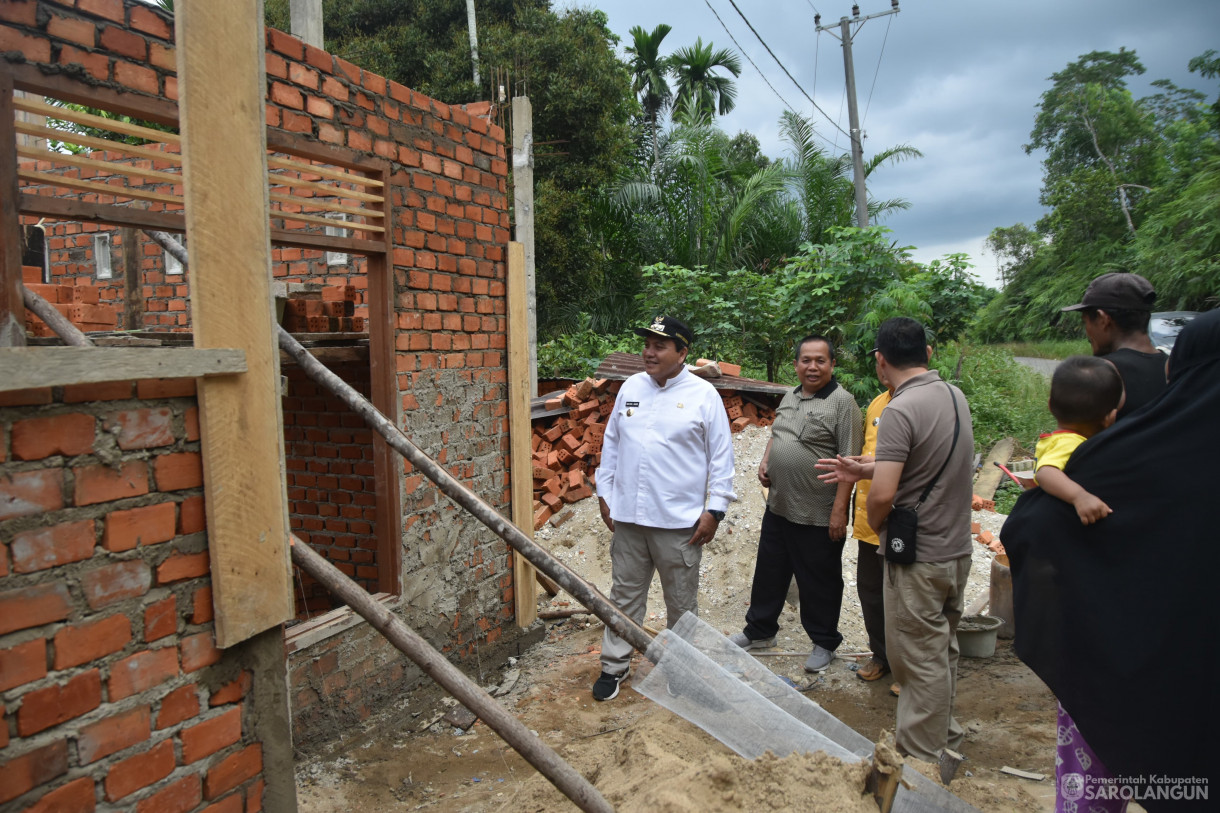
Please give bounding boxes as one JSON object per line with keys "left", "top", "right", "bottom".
{"left": 816, "top": 2, "right": 900, "bottom": 229}
{"left": 466, "top": 0, "right": 481, "bottom": 87}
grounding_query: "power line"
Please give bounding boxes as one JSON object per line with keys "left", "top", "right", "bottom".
{"left": 703, "top": 0, "right": 799, "bottom": 117}
{"left": 862, "top": 13, "right": 894, "bottom": 124}
{"left": 724, "top": 0, "right": 851, "bottom": 140}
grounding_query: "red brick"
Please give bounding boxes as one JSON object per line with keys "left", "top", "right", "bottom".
{"left": 0, "top": 582, "right": 72, "bottom": 634}
{"left": 78, "top": 0, "right": 125, "bottom": 23}
{"left": 0, "top": 740, "right": 69, "bottom": 805}
{"left": 99, "top": 24, "right": 147, "bottom": 60}
{"left": 204, "top": 743, "right": 262, "bottom": 799}
{"left": 105, "top": 738, "right": 174, "bottom": 801}
{"left": 192, "top": 586, "right": 214, "bottom": 624}
{"left": 137, "top": 773, "right": 201, "bottom": 813}
{"left": 10, "top": 519, "right": 96, "bottom": 573}
{"left": 246, "top": 777, "right": 265, "bottom": 812}
{"left": 109, "top": 647, "right": 179, "bottom": 701}
{"left": 156, "top": 683, "right": 200, "bottom": 729}
{"left": 106, "top": 407, "right": 174, "bottom": 450}
{"left": 209, "top": 670, "right": 252, "bottom": 707}
{"left": 203, "top": 793, "right": 244, "bottom": 813}
{"left": 154, "top": 452, "right": 203, "bottom": 491}
{"left": 0, "top": 469, "right": 65, "bottom": 521}
{"left": 53, "top": 613, "right": 132, "bottom": 669}
{"left": 113, "top": 60, "right": 158, "bottom": 94}
{"left": 25, "top": 776, "right": 95, "bottom": 813}
{"left": 135, "top": 378, "right": 196, "bottom": 398}
{"left": 0, "top": 387, "right": 53, "bottom": 407}
{"left": 181, "top": 631, "right": 221, "bottom": 672}
{"left": 81, "top": 560, "right": 151, "bottom": 610}
{"left": 144, "top": 595, "right": 177, "bottom": 642}
{"left": 157, "top": 550, "right": 209, "bottom": 584}
{"left": 0, "top": 638, "right": 46, "bottom": 692}
{"left": 18, "top": 669, "right": 102, "bottom": 736}
{"left": 63, "top": 381, "right": 133, "bottom": 402}
{"left": 181, "top": 706, "right": 242, "bottom": 764}
{"left": 77, "top": 705, "right": 150, "bottom": 764}
{"left": 74, "top": 460, "right": 150, "bottom": 506}
{"left": 185, "top": 406, "right": 200, "bottom": 441}
{"left": 103, "top": 502, "right": 177, "bottom": 551}
{"left": 46, "top": 13, "right": 96, "bottom": 48}
{"left": 130, "top": 4, "right": 173, "bottom": 39}
{"left": 11, "top": 413, "right": 96, "bottom": 460}
{"left": 178, "top": 495, "right": 206, "bottom": 534}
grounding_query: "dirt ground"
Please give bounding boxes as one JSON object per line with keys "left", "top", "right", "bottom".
{"left": 295, "top": 424, "right": 1074, "bottom": 812}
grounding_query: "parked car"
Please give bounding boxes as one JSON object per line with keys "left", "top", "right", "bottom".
{"left": 1149, "top": 311, "right": 1198, "bottom": 353}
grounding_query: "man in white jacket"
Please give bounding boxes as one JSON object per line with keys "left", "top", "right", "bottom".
{"left": 592, "top": 316, "right": 736, "bottom": 701}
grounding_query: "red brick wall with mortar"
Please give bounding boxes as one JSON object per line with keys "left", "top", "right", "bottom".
{"left": 0, "top": 382, "right": 269, "bottom": 811}
{"left": 6, "top": 0, "right": 537, "bottom": 755}
{"left": 281, "top": 363, "right": 379, "bottom": 617}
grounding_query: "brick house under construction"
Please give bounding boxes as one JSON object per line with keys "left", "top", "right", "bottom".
{"left": 0, "top": 1, "right": 544, "bottom": 809}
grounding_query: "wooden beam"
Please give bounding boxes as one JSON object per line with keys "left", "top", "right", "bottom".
{"left": 176, "top": 0, "right": 293, "bottom": 647}
{"left": 9, "top": 62, "right": 180, "bottom": 129}
{"left": 121, "top": 228, "right": 144, "bottom": 330}
{"left": 511, "top": 98, "right": 537, "bottom": 396}
{"left": 0, "top": 68, "right": 26, "bottom": 346}
{"left": 0, "top": 347, "right": 246, "bottom": 392}
{"left": 508, "top": 241, "right": 538, "bottom": 625}
{"left": 366, "top": 162, "right": 401, "bottom": 597}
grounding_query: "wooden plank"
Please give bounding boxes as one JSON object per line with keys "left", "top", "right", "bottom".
{"left": 0, "top": 69, "right": 26, "bottom": 346}
{"left": 974, "top": 437, "right": 1016, "bottom": 501}
{"left": 19, "top": 193, "right": 186, "bottom": 233}
{"left": 366, "top": 163, "right": 401, "bottom": 597}
{"left": 121, "top": 228, "right": 144, "bottom": 330}
{"left": 511, "top": 98, "right": 537, "bottom": 397}
{"left": 13, "top": 96, "right": 178, "bottom": 145}
{"left": 0, "top": 347, "right": 246, "bottom": 392}
{"left": 508, "top": 241, "right": 538, "bottom": 625}
{"left": 18, "top": 169, "right": 184, "bottom": 206}
{"left": 176, "top": 0, "right": 293, "bottom": 647}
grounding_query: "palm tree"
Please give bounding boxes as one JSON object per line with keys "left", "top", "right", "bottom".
{"left": 779, "top": 111, "right": 922, "bottom": 244}
{"left": 670, "top": 38, "right": 742, "bottom": 119}
{"left": 625, "top": 24, "right": 674, "bottom": 158}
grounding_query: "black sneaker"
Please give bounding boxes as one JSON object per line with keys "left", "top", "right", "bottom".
{"left": 591, "top": 668, "right": 630, "bottom": 701}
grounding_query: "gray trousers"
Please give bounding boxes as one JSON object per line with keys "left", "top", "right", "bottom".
{"left": 884, "top": 555, "right": 972, "bottom": 762}
{"left": 600, "top": 521, "right": 700, "bottom": 674}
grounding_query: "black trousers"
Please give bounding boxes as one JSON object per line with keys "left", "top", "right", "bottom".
{"left": 744, "top": 507, "right": 845, "bottom": 651}
{"left": 856, "top": 539, "right": 887, "bottom": 665}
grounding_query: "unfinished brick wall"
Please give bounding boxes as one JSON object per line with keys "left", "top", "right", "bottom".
{"left": 6, "top": 0, "right": 522, "bottom": 755}
{"left": 282, "top": 363, "right": 378, "bottom": 616}
{"left": 0, "top": 383, "right": 269, "bottom": 810}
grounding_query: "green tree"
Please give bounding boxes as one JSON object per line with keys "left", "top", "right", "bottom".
{"left": 670, "top": 38, "right": 742, "bottom": 119}
{"left": 625, "top": 23, "right": 673, "bottom": 158}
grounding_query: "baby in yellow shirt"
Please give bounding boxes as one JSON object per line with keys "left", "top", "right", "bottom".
{"left": 1034, "top": 356, "right": 1125, "bottom": 525}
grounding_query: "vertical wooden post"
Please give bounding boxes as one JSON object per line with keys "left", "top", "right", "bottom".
{"left": 508, "top": 241, "right": 537, "bottom": 625}
{"left": 366, "top": 164, "right": 401, "bottom": 596}
{"left": 0, "top": 69, "right": 28, "bottom": 346}
{"left": 120, "top": 228, "right": 144, "bottom": 330}
{"left": 511, "top": 97, "right": 536, "bottom": 397}
{"left": 176, "top": 0, "right": 293, "bottom": 646}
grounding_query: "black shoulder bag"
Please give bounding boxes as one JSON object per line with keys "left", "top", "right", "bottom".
{"left": 884, "top": 382, "right": 960, "bottom": 564}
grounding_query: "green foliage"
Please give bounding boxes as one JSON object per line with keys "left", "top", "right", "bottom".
{"left": 670, "top": 37, "right": 742, "bottom": 119}
{"left": 931, "top": 344, "right": 1054, "bottom": 455}
{"left": 536, "top": 317, "right": 636, "bottom": 379}
{"left": 980, "top": 47, "right": 1220, "bottom": 342}
{"left": 996, "top": 340, "right": 1091, "bottom": 359}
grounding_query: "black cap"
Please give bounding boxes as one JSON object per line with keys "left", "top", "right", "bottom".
{"left": 633, "top": 316, "right": 693, "bottom": 348}
{"left": 1061, "top": 273, "right": 1157, "bottom": 312}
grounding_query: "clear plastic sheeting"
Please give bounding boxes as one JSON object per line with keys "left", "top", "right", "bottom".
{"left": 634, "top": 614, "right": 979, "bottom": 813}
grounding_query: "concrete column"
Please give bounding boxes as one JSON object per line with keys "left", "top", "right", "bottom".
{"left": 289, "top": 0, "right": 323, "bottom": 48}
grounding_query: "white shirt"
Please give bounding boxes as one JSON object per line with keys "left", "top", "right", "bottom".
{"left": 595, "top": 367, "right": 736, "bottom": 528}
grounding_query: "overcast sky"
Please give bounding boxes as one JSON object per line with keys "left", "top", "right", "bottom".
{"left": 555, "top": 0, "right": 1220, "bottom": 287}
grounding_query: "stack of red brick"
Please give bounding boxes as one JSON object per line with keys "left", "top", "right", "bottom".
{"left": 21, "top": 266, "right": 117, "bottom": 336}
{"left": 529, "top": 377, "right": 776, "bottom": 529}
{"left": 280, "top": 285, "right": 365, "bottom": 333}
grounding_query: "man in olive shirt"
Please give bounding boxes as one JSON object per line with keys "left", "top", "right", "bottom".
{"left": 731, "top": 335, "right": 862, "bottom": 673}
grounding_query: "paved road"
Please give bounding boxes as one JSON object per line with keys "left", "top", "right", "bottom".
{"left": 1015, "top": 356, "right": 1059, "bottom": 377}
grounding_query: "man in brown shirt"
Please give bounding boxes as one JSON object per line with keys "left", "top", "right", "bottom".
{"left": 730, "top": 335, "right": 862, "bottom": 673}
